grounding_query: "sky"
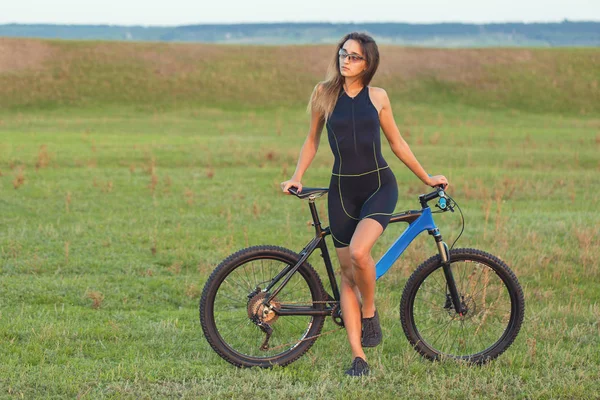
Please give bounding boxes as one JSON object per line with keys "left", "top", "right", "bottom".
{"left": 2, "top": 0, "right": 599, "bottom": 25}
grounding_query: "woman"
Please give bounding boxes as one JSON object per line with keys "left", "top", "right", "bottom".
{"left": 280, "top": 32, "right": 449, "bottom": 377}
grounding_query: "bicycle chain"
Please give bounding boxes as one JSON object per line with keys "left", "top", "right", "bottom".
{"left": 255, "top": 299, "right": 342, "bottom": 352}
{"left": 275, "top": 300, "right": 338, "bottom": 304}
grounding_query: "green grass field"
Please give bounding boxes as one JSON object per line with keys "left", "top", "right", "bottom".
{"left": 0, "top": 39, "right": 599, "bottom": 398}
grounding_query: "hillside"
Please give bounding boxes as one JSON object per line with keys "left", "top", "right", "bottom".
{"left": 0, "top": 38, "right": 598, "bottom": 115}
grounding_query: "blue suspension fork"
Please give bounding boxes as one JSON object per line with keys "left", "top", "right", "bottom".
{"left": 375, "top": 207, "right": 464, "bottom": 315}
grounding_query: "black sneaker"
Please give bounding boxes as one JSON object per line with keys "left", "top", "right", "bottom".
{"left": 361, "top": 309, "right": 382, "bottom": 347}
{"left": 345, "top": 357, "right": 370, "bottom": 377}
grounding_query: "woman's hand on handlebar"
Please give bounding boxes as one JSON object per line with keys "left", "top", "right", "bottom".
{"left": 280, "top": 179, "right": 302, "bottom": 194}
{"left": 426, "top": 175, "right": 449, "bottom": 190}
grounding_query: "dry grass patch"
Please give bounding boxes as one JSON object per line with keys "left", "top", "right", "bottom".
{"left": 0, "top": 38, "right": 54, "bottom": 74}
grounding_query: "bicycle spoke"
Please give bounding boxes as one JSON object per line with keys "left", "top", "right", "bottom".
{"left": 222, "top": 275, "right": 252, "bottom": 294}
{"left": 417, "top": 282, "right": 447, "bottom": 299}
{"left": 428, "top": 269, "right": 447, "bottom": 294}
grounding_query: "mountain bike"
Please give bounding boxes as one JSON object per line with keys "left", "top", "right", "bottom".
{"left": 199, "top": 186, "right": 525, "bottom": 368}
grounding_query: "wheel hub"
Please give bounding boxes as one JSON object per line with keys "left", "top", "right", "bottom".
{"left": 247, "top": 292, "right": 280, "bottom": 324}
{"left": 460, "top": 295, "right": 476, "bottom": 320}
{"left": 444, "top": 294, "right": 477, "bottom": 320}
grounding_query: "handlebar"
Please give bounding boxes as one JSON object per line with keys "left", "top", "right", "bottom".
{"left": 289, "top": 184, "right": 451, "bottom": 211}
{"left": 420, "top": 185, "right": 453, "bottom": 212}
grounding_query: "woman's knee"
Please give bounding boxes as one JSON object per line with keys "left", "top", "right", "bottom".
{"left": 349, "top": 245, "right": 370, "bottom": 268}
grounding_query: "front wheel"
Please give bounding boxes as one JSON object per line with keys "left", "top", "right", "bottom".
{"left": 400, "top": 248, "right": 524, "bottom": 364}
{"left": 200, "top": 245, "right": 327, "bottom": 368}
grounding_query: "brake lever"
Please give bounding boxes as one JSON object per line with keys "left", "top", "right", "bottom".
{"left": 447, "top": 198, "right": 455, "bottom": 212}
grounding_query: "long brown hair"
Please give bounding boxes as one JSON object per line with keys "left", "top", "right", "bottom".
{"left": 307, "top": 32, "right": 380, "bottom": 122}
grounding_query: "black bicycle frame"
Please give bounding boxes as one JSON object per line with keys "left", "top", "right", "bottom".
{"left": 263, "top": 190, "right": 464, "bottom": 317}
{"left": 264, "top": 196, "right": 339, "bottom": 317}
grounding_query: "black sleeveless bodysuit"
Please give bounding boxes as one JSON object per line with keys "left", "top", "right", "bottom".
{"left": 326, "top": 85, "right": 398, "bottom": 248}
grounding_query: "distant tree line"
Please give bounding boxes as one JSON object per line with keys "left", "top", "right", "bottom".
{"left": 1, "top": 21, "right": 598, "bottom": 46}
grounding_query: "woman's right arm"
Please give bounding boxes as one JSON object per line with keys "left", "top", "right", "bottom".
{"left": 280, "top": 106, "right": 325, "bottom": 194}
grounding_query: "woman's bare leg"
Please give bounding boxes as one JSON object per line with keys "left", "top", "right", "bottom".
{"left": 335, "top": 218, "right": 384, "bottom": 360}
{"left": 349, "top": 219, "right": 383, "bottom": 318}
{"left": 335, "top": 246, "right": 365, "bottom": 360}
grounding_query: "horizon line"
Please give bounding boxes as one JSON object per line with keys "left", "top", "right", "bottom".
{"left": 1, "top": 19, "right": 599, "bottom": 28}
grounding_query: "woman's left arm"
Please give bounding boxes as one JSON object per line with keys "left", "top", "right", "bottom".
{"left": 376, "top": 88, "right": 447, "bottom": 188}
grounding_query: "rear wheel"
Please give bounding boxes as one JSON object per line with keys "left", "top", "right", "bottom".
{"left": 200, "top": 245, "right": 327, "bottom": 368}
{"left": 400, "top": 248, "right": 524, "bottom": 364}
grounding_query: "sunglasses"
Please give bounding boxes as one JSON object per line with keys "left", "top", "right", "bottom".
{"left": 338, "top": 49, "right": 365, "bottom": 63}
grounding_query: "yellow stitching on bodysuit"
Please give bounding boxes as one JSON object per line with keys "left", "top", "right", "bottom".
{"left": 328, "top": 121, "right": 360, "bottom": 221}
{"left": 330, "top": 229, "right": 350, "bottom": 246}
{"left": 361, "top": 143, "right": 382, "bottom": 208}
{"left": 362, "top": 212, "right": 393, "bottom": 219}
{"left": 331, "top": 165, "right": 390, "bottom": 177}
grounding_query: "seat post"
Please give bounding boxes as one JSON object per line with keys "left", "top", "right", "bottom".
{"left": 308, "top": 196, "right": 324, "bottom": 235}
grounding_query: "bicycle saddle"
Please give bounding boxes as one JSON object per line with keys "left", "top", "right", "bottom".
{"left": 288, "top": 186, "right": 329, "bottom": 200}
